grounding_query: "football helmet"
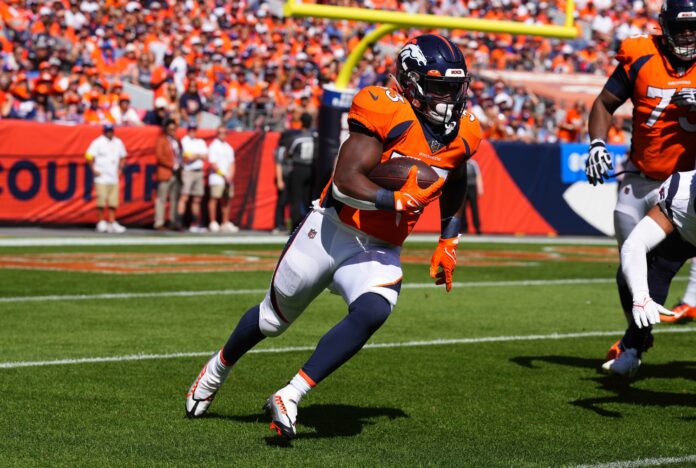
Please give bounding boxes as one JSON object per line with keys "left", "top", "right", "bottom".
{"left": 659, "top": 0, "right": 696, "bottom": 61}
{"left": 396, "top": 34, "right": 471, "bottom": 126}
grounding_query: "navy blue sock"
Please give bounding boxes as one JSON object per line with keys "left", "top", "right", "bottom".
{"left": 622, "top": 322, "right": 654, "bottom": 355}
{"left": 301, "top": 293, "right": 391, "bottom": 384}
{"left": 221, "top": 305, "right": 266, "bottom": 366}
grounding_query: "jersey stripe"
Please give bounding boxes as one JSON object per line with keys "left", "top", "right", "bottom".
{"left": 665, "top": 172, "right": 681, "bottom": 220}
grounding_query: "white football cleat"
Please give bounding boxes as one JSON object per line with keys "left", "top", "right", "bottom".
{"left": 108, "top": 221, "right": 126, "bottom": 234}
{"left": 95, "top": 220, "right": 108, "bottom": 233}
{"left": 264, "top": 387, "right": 299, "bottom": 439}
{"left": 601, "top": 347, "right": 641, "bottom": 377}
{"left": 185, "top": 353, "right": 230, "bottom": 418}
{"left": 221, "top": 222, "right": 239, "bottom": 233}
{"left": 208, "top": 221, "right": 220, "bottom": 233}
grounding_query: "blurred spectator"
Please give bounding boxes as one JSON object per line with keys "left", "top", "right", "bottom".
{"left": 110, "top": 93, "right": 143, "bottom": 126}
{"left": 608, "top": 117, "right": 628, "bottom": 145}
{"left": 178, "top": 123, "right": 207, "bottom": 232}
{"left": 179, "top": 79, "right": 204, "bottom": 127}
{"left": 207, "top": 126, "right": 239, "bottom": 233}
{"left": 284, "top": 113, "right": 317, "bottom": 231}
{"left": 85, "top": 124, "right": 127, "bottom": 233}
{"left": 0, "top": 0, "right": 658, "bottom": 141}
{"left": 273, "top": 128, "right": 295, "bottom": 234}
{"left": 143, "top": 97, "right": 170, "bottom": 126}
{"left": 154, "top": 119, "right": 182, "bottom": 230}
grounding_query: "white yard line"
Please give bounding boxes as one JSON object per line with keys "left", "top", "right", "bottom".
{"left": 576, "top": 454, "right": 696, "bottom": 468}
{"left": 0, "top": 277, "right": 654, "bottom": 304}
{"left": 0, "top": 234, "right": 616, "bottom": 247}
{"left": 1, "top": 327, "right": 694, "bottom": 370}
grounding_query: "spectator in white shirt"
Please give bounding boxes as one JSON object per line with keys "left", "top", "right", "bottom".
{"left": 85, "top": 124, "right": 127, "bottom": 233}
{"left": 178, "top": 122, "right": 208, "bottom": 232}
{"left": 207, "top": 126, "right": 239, "bottom": 233}
{"left": 110, "top": 93, "right": 143, "bottom": 126}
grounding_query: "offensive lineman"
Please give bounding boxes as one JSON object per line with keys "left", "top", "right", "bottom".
{"left": 604, "top": 170, "right": 696, "bottom": 376}
{"left": 585, "top": 0, "right": 696, "bottom": 368}
{"left": 185, "top": 34, "right": 482, "bottom": 438}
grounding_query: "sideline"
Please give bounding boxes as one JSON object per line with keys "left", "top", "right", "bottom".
{"left": 1, "top": 327, "right": 694, "bottom": 369}
{"left": 0, "top": 234, "right": 616, "bottom": 247}
{"left": 575, "top": 454, "right": 696, "bottom": 468}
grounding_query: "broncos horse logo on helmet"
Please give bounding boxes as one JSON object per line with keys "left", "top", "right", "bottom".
{"left": 659, "top": 0, "right": 696, "bottom": 61}
{"left": 399, "top": 44, "right": 428, "bottom": 68}
{"left": 396, "top": 34, "right": 471, "bottom": 127}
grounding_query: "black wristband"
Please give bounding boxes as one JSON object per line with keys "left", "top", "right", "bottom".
{"left": 590, "top": 138, "right": 606, "bottom": 149}
{"left": 375, "top": 189, "right": 395, "bottom": 211}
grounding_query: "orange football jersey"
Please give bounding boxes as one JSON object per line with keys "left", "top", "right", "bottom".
{"left": 320, "top": 86, "right": 482, "bottom": 246}
{"left": 610, "top": 35, "right": 696, "bottom": 180}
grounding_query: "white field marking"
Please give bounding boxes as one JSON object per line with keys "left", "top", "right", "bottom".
{"left": 1, "top": 327, "right": 695, "bottom": 370}
{"left": 575, "top": 454, "right": 696, "bottom": 468}
{"left": 0, "top": 234, "right": 616, "bottom": 248}
{"left": 0, "top": 277, "right": 655, "bottom": 304}
{"left": 0, "top": 277, "right": 687, "bottom": 304}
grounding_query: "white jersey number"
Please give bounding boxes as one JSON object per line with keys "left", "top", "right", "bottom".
{"left": 646, "top": 86, "right": 696, "bottom": 132}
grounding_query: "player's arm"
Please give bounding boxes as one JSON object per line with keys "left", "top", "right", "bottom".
{"left": 430, "top": 163, "right": 467, "bottom": 292}
{"left": 620, "top": 206, "right": 675, "bottom": 328}
{"left": 332, "top": 130, "right": 444, "bottom": 212}
{"left": 586, "top": 60, "right": 630, "bottom": 186}
{"left": 85, "top": 144, "right": 100, "bottom": 176}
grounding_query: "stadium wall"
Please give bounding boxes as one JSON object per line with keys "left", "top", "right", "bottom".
{"left": 0, "top": 121, "right": 624, "bottom": 236}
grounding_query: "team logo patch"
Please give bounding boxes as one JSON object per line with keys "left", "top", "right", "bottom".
{"left": 624, "top": 187, "right": 630, "bottom": 195}
{"left": 429, "top": 139, "right": 443, "bottom": 153}
{"left": 400, "top": 44, "right": 427, "bottom": 69}
{"left": 308, "top": 228, "right": 317, "bottom": 239}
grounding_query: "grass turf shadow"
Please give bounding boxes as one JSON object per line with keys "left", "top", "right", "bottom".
{"left": 220, "top": 403, "right": 408, "bottom": 444}
{"left": 510, "top": 355, "right": 696, "bottom": 418}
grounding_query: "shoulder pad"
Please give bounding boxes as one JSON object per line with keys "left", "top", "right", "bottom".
{"left": 616, "top": 35, "right": 658, "bottom": 66}
{"left": 349, "top": 86, "right": 408, "bottom": 141}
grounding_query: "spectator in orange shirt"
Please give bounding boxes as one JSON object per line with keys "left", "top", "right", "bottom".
{"left": 558, "top": 100, "right": 586, "bottom": 143}
{"left": 83, "top": 91, "right": 114, "bottom": 125}
{"left": 607, "top": 117, "right": 628, "bottom": 145}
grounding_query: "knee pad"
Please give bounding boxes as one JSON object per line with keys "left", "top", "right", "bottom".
{"left": 348, "top": 293, "right": 392, "bottom": 333}
{"left": 258, "top": 292, "right": 289, "bottom": 337}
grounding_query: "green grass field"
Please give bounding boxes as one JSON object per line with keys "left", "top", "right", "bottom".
{"left": 1, "top": 239, "right": 695, "bottom": 467}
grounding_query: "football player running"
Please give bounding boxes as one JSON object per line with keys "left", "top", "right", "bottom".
{"left": 586, "top": 0, "right": 696, "bottom": 369}
{"left": 185, "top": 34, "right": 482, "bottom": 438}
{"left": 604, "top": 170, "right": 696, "bottom": 376}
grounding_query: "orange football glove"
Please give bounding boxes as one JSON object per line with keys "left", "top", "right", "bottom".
{"left": 429, "top": 235, "right": 460, "bottom": 292}
{"left": 394, "top": 166, "right": 445, "bottom": 213}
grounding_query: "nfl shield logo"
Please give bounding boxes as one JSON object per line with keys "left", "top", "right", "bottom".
{"left": 308, "top": 228, "right": 317, "bottom": 239}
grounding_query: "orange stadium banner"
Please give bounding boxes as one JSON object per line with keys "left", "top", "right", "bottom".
{"left": 0, "top": 120, "right": 279, "bottom": 229}
{"left": 0, "top": 120, "right": 608, "bottom": 236}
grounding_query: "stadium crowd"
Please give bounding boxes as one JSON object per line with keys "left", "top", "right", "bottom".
{"left": 0, "top": 0, "right": 659, "bottom": 142}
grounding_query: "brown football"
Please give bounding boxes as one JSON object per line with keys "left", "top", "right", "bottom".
{"left": 368, "top": 157, "right": 439, "bottom": 190}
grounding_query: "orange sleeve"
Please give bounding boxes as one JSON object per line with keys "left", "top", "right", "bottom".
{"left": 462, "top": 116, "right": 483, "bottom": 156}
{"left": 347, "top": 86, "right": 404, "bottom": 142}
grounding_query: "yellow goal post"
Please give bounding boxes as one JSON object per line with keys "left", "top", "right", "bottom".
{"left": 281, "top": 0, "right": 578, "bottom": 89}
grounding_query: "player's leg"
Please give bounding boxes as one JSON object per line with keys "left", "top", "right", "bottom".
{"left": 604, "top": 174, "right": 661, "bottom": 368}
{"left": 669, "top": 260, "right": 696, "bottom": 321}
{"left": 154, "top": 180, "right": 169, "bottom": 229}
{"left": 603, "top": 232, "right": 696, "bottom": 376}
{"left": 95, "top": 183, "right": 107, "bottom": 232}
{"left": 186, "top": 210, "right": 334, "bottom": 418}
{"left": 169, "top": 177, "right": 181, "bottom": 228}
{"left": 208, "top": 187, "right": 220, "bottom": 232}
{"left": 265, "top": 239, "right": 402, "bottom": 438}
